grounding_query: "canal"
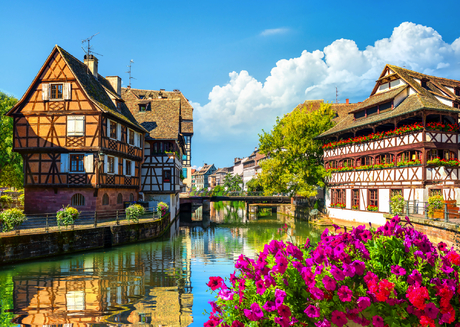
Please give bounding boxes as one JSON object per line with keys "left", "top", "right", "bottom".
{"left": 0, "top": 202, "right": 322, "bottom": 326}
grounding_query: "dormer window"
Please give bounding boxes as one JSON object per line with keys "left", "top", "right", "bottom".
{"left": 454, "top": 87, "right": 460, "bottom": 96}
{"left": 139, "top": 95, "right": 145, "bottom": 99}
{"left": 421, "top": 78, "right": 429, "bottom": 89}
{"left": 139, "top": 104, "right": 147, "bottom": 112}
{"left": 51, "top": 84, "right": 63, "bottom": 99}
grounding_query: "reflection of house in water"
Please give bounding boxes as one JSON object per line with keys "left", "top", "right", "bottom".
{"left": 11, "top": 234, "right": 193, "bottom": 326}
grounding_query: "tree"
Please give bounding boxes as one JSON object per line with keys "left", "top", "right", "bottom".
{"left": 246, "top": 176, "right": 263, "bottom": 193}
{"left": 223, "top": 173, "right": 243, "bottom": 192}
{"left": 258, "top": 102, "right": 335, "bottom": 197}
{"left": 0, "top": 92, "right": 22, "bottom": 189}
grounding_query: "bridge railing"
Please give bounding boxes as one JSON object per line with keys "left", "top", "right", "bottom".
{"left": 188, "top": 190, "right": 289, "bottom": 197}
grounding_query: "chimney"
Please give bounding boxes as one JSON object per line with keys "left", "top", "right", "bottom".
{"left": 346, "top": 99, "right": 349, "bottom": 104}
{"left": 105, "top": 76, "right": 121, "bottom": 96}
{"left": 84, "top": 54, "right": 98, "bottom": 77}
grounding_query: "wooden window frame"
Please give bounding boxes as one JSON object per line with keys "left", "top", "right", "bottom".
{"left": 338, "top": 189, "right": 346, "bottom": 204}
{"left": 429, "top": 189, "right": 442, "bottom": 197}
{"left": 368, "top": 189, "right": 378, "bottom": 207}
{"left": 107, "top": 156, "right": 115, "bottom": 174}
{"left": 70, "top": 154, "right": 85, "bottom": 172}
{"left": 139, "top": 104, "right": 147, "bottom": 112}
{"left": 126, "top": 160, "right": 132, "bottom": 176}
{"left": 128, "top": 129, "right": 135, "bottom": 145}
{"left": 352, "top": 189, "right": 359, "bottom": 207}
{"left": 164, "top": 169, "right": 171, "bottom": 183}
{"left": 71, "top": 193, "right": 85, "bottom": 206}
{"left": 50, "top": 83, "right": 63, "bottom": 100}
{"left": 110, "top": 121, "right": 117, "bottom": 139}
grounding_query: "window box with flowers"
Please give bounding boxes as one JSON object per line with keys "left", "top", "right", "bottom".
{"left": 330, "top": 203, "right": 345, "bottom": 209}
{"left": 396, "top": 159, "right": 421, "bottom": 167}
{"left": 426, "top": 121, "right": 459, "bottom": 133}
{"left": 367, "top": 205, "right": 378, "bottom": 211}
{"left": 372, "top": 163, "right": 394, "bottom": 170}
{"left": 351, "top": 205, "right": 359, "bottom": 210}
{"left": 427, "top": 158, "right": 460, "bottom": 167}
{"left": 355, "top": 165, "right": 373, "bottom": 171}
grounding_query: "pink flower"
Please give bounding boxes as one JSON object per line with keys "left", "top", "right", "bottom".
{"left": 206, "top": 276, "right": 224, "bottom": 290}
{"left": 310, "top": 287, "right": 324, "bottom": 300}
{"left": 304, "top": 305, "right": 320, "bottom": 318}
{"left": 262, "top": 300, "right": 276, "bottom": 312}
{"left": 231, "top": 321, "right": 244, "bottom": 327}
{"left": 244, "top": 302, "right": 264, "bottom": 321}
{"left": 337, "top": 285, "right": 353, "bottom": 302}
{"left": 424, "top": 302, "right": 439, "bottom": 320}
{"left": 277, "top": 304, "right": 292, "bottom": 318}
{"left": 372, "top": 315, "right": 384, "bottom": 327}
{"left": 331, "top": 310, "right": 347, "bottom": 327}
{"left": 274, "top": 316, "right": 290, "bottom": 327}
{"left": 357, "top": 296, "right": 371, "bottom": 311}
{"left": 322, "top": 275, "right": 336, "bottom": 291}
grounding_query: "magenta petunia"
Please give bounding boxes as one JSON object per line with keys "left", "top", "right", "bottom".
{"left": 322, "top": 275, "right": 337, "bottom": 291}
{"left": 255, "top": 279, "right": 266, "bottom": 295}
{"left": 277, "top": 304, "right": 292, "bottom": 318}
{"left": 352, "top": 260, "right": 366, "bottom": 275}
{"left": 331, "top": 310, "right": 347, "bottom": 327}
{"left": 262, "top": 300, "right": 276, "bottom": 312}
{"left": 310, "top": 287, "right": 324, "bottom": 300}
{"left": 372, "top": 315, "right": 384, "bottom": 327}
{"left": 337, "top": 285, "right": 353, "bottom": 302}
{"left": 424, "top": 302, "right": 439, "bottom": 320}
{"left": 207, "top": 276, "right": 224, "bottom": 290}
{"left": 274, "top": 316, "right": 290, "bottom": 327}
{"left": 231, "top": 321, "right": 244, "bottom": 327}
{"left": 330, "top": 265, "right": 345, "bottom": 281}
{"left": 304, "top": 305, "right": 320, "bottom": 318}
{"left": 357, "top": 296, "right": 371, "bottom": 311}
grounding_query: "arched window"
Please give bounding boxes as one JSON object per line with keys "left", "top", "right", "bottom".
{"left": 71, "top": 193, "right": 85, "bottom": 206}
{"left": 376, "top": 154, "right": 394, "bottom": 165}
{"left": 428, "top": 149, "right": 457, "bottom": 161}
{"left": 129, "top": 193, "right": 134, "bottom": 202}
{"left": 340, "top": 159, "right": 354, "bottom": 168}
{"left": 357, "top": 156, "right": 373, "bottom": 167}
{"left": 398, "top": 150, "right": 421, "bottom": 163}
{"left": 117, "top": 193, "right": 123, "bottom": 204}
{"left": 102, "top": 193, "right": 109, "bottom": 205}
{"left": 327, "top": 161, "right": 338, "bottom": 169}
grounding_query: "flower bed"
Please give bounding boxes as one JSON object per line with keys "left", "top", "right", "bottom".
{"left": 322, "top": 123, "right": 423, "bottom": 150}
{"left": 205, "top": 216, "right": 460, "bottom": 327}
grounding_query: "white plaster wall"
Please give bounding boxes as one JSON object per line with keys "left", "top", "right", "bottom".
{"left": 435, "top": 95, "right": 452, "bottom": 106}
{"left": 379, "top": 189, "right": 390, "bottom": 213}
{"left": 328, "top": 208, "right": 386, "bottom": 225}
{"left": 360, "top": 190, "right": 367, "bottom": 211}
{"left": 346, "top": 189, "right": 352, "bottom": 209}
{"left": 403, "top": 188, "right": 411, "bottom": 200}
{"left": 409, "top": 87, "right": 417, "bottom": 95}
{"left": 394, "top": 88, "right": 408, "bottom": 107}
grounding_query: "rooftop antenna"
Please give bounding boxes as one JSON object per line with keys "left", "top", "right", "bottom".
{"left": 335, "top": 87, "right": 339, "bottom": 104}
{"left": 81, "top": 32, "right": 103, "bottom": 57}
{"left": 126, "top": 59, "right": 136, "bottom": 87}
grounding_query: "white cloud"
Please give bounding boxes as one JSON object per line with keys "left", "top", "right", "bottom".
{"left": 194, "top": 22, "right": 460, "bottom": 141}
{"left": 260, "top": 28, "right": 290, "bottom": 36}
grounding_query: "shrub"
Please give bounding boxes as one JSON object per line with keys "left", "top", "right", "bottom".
{"left": 18, "top": 194, "right": 25, "bottom": 206}
{"left": 390, "top": 194, "right": 405, "bottom": 215}
{"left": 206, "top": 216, "right": 460, "bottom": 327}
{"left": 157, "top": 202, "right": 169, "bottom": 216}
{"left": 0, "top": 195, "right": 13, "bottom": 209}
{"left": 125, "top": 204, "right": 145, "bottom": 223}
{"left": 0, "top": 208, "right": 26, "bottom": 232}
{"left": 56, "top": 206, "right": 79, "bottom": 228}
{"left": 428, "top": 194, "right": 444, "bottom": 218}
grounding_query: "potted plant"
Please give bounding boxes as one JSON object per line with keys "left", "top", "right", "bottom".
{"left": 125, "top": 203, "right": 145, "bottom": 223}
{"left": 56, "top": 205, "right": 80, "bottom": 230}
{"left": 390, "top": 194, "right": 405, "bottom": 215}
{"left": 428, "top": 194, "right": 444, "bottom": 219}
{"left": 157, "top": 202, "right": 169, "bottom": 217}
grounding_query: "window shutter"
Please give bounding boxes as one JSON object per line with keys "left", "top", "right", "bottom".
{"left": 107, "top": 119, "right": 111, "bottom": 138}
{"left": 75, "top": 116, "right": 84, "bottom": 135}
{"left": 123, "top": 159, "right": 126, "bottom": 176}
{"left": 67, "top": 117, "right": 75, "bottom": 135}
{"left": 134, "top": 133, "right": 139, "bottom": 147}
{"left": 104, "top": 155, "right": 108, "bottom": 173}
{"left": 117, "top": 124, "right": 121, "bottom": 140}
{"left": 114, "top": 157, "right": 119, "bottom": 174}
{"left": 131, "top": 161, "right": 135, "bottom": 176}
{"left": 84, "top": 154, "right": 94, "bottom": 173}
{"left": 60, "top": 153, "right": 69, "bottom": 173}
{"left": 42, "top": 84, "right": 50, "bottom": 101}
{"left": 64, "top": 83, "right": 72, "bottom": 100}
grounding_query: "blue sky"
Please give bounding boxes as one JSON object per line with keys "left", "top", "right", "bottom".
{"left": 1, "top": 1, "right": 460, "bottom": 169}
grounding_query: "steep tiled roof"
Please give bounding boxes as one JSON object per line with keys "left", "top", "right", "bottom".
{"left": 133, "top": 99, "right": 180, "bottom": 140}
{"left": 350, "top": 86, "right": 407, "bottom": 113}
{"left": 197, "top": 164, "right": 215, "bottom": 175}
{"left": 57, "top": 47, "right": 145, "bottom": 132}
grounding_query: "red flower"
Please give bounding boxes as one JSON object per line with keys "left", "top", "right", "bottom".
{"left": 207, "top": 276, "right": 224, "bottom": 290}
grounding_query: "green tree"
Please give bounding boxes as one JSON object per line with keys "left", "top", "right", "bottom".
{"left": 223, "top": 173, "right": 243, "bottom": 192}
{"left": 246, "top": 176, "right": 263, "bottom": 193}
{"left": 0, "top": 92, "right": 22, "bottom": 189}
{"left": 258, "top": 102, "right": 335, "bottom": 197}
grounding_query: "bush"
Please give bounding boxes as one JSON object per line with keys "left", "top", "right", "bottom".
{"left": 205, "top": 216, "right": 460, "bottom": 327}
{"left": 390, "top": 194, "right": 405, "bottom": 215}
{"left": 428, "top": 194, "right": 444, "bottom": 217}
{"left": 0, "top": 208, "right": 26, "bottom": 232}
{"left": 56, "top": 206, "right": 79, "bottom": 228}
{"left": 125, "top": 204, "right": 145, "bottom": 223}
{"left": 157, "top": 202, "right": 169, "bottom": 216}
{"left": 18, "top": 194, "right": 24, "bottom": 206}
{"left": 0, "top": 195, "right": 13, "bottom": 209}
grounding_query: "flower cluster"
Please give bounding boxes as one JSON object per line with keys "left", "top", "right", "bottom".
{"left": 330, "top": 203, "right": 346, "bottom": 209}
{"left": 352, "top": 205, "right": 359, "bottom": 210}
{"left": 206, "top": 216, "right": 460, "bottom": 326}
{"left": 367, "top": 205, "right": 378, "bottom": 211}
{"left": 426, "top": 122, "right": 460, "bottom": 133}
{"left": 326, "top": 162, "right": 395, "bottom": 173}
{"left": 397, "top": 159, "right": 421, "bottom": 167}
{"left": 322, "top": 123, "right": 424, "bottom": 150}
{"left": 427, "top": 157, "right": 460, "bottom": 167}
{"left": 56, "top": 205, "right": 79, "bottom": 227}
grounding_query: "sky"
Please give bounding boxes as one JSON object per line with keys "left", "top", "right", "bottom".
{"left": 1, "top": 1, "right": 460, "bottom": 169}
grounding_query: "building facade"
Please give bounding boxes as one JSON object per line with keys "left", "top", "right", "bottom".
{"left": 194, "top": 164, "right": 217, "bottom": 190}
{"left": 122, "top": 87, "right": 191, "bottom": 217}
{"left": 318, "top": 65, "right": 460, "bottom": 224}
{"left": 7, "top": 46, "right": 146, "bottom": 213}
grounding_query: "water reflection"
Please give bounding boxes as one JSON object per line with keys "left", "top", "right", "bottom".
{"left": 0, "top": 202, "right": 320, "bottom": 326}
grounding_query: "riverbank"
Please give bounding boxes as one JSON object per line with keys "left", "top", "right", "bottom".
{"left": 0, "top": 212, "right": 176, "bottom": 266}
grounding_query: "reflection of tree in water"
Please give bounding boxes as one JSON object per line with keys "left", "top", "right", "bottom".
{"left": 0, "top": 274, "right": 15, "bottom": 327}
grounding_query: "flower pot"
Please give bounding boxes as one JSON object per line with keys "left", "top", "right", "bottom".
{"left": 433, "top": 209, "right": 444, "bottom": 219}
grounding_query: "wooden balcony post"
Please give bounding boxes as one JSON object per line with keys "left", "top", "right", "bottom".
{"left": 94, "top": 211, "right": 97, "bottom": 228}
{"left": 445, "top": 203, "right": 449, "bottom": 222}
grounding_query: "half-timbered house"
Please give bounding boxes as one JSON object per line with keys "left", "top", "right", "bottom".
{"left": 317, "top": 65, "right": 460, "bottom": 224}
{"left": 122, "top": 87, "right": 192, "bottom": 217}
{"left": 7, "top": 46, "right": 147, "bottom": 213}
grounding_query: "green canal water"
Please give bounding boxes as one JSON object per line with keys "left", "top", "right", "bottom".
{"left": 0, "top": 202, "right": 321, "bottom": 327}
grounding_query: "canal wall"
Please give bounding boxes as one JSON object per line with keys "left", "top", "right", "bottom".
{"left": 0, "top": 213, "right": 175, "bottom": 266}
{"left": 278, "top": 204, "right": 311, "bottom": 220}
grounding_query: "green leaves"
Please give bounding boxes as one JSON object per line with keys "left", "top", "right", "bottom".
{"left": 257, "top": 103, "right": 335, "bottom": 197}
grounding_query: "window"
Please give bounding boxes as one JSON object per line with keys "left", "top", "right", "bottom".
{"left": 352, "top": 189, "right": 359, "bottom": 208}
{"left": 102, "top": 193, "right": 109, "bottom": 205}
{"left": 377, "top": 154, "right": 394, "bottom": 165}
{"left": 391, "top": 189, "right": 402, "bottom": 197}
{"left": 129, "top": 129, "right": 134, "bottom": 145}
{"left": 455, "top": 87, "right": 460, "bottom": 96}
{"left": 70, "top": 155, "right": 85, "bottom": 172}
{"left": 182, "top": 168, "right": 188, "bottom": 178}
{"left": 164, "top": 170, "right": 171, "bottom": 183}
{"left": 139, "top": 104, "right": 147, "bottom": 112}
{"left": 126, "top": 160, "right": 132, "bottom": 175}
{"left": 369, "top": 189, "right": 378, "bottom": 207}
{"left": 117, "top": 193, "right": 123, "bottom": 204}
{"left": 110, "top": 121, "right": 117, "bottom": 139}
{"left": 51, "top": 83, "right": 63, "bottom": 99}
{"left": 327, "top": 161, "right": 337, "bottom": 169}
{"left": 107, "top": 156, "right": 115, "bottom": 174}
{"left": 398, "top": 150, "right": 421, "bottom": 163}
{"left": 430, "top": 189, "right": 442, "bottom": 197}
{"left": 67, "top": 116, "right": 85, "bottom": 136}
{"left": 71, "top": 193, "right": 85, "bottom": 206}
{"left": 354, "top": 110, "right": 366, "bottom": 119}
{"left": 379, "top": 101, "right": 392, "bottom": 113}
{"left": 367, "top": 106, "right": 378, "bottom": 116}
{"left": 341, "top": 159, "right": 354, "bottom": 168}
{"left": 129, "top": 193, "right": 134, "bottom": 202}
{"left": 358, "top": 156, "right": 373, "bottom": 166}
{"left": 331, "top": 189, "right": 345, "bottom": 205}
